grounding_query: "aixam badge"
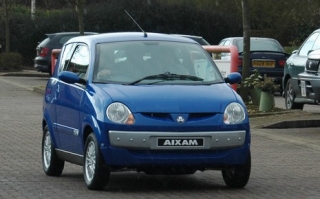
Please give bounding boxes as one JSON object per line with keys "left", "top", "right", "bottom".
{"left": 176, "top": 116, "right": 185, "bottom": 124}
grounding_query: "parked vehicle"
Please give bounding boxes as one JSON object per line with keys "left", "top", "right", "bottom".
{"left": 171, "top": 34, "right": 210, "bottom": 45}
{"left": 298, "top": 49, "right": 320, "bottom": 102}
{"left": 283, "top": 29, "right": 320, "bottom": 109}
{"left": 219, "top": 37, "right": 289, "bottom": 93}
{"left": 34, "top": 32, "right": 97, "bottom": 75}
{"left": 41, "top": 32, "right": 251, "bottom": 190}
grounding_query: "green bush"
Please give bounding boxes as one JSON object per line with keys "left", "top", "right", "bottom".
{"left": 0, "top": 0, "right": 317, "bottom": 67}
{"left": 0, "top": 52, "right": 23, "bottom": 71}
{"left": 283, "top": 46, "right": 299, "bottom": 55}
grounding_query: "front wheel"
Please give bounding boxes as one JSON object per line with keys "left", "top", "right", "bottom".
{"left": 42, "top": 125, "right": 64, "bottom": 176}
{"left": 222, "top": 151, "right": 251, "bottom": 188}
{"left": 84, "top": 133, "right": 110, "bottom": 190}
{"left": 285, "top": 78, "right": 304, "bottom": 110}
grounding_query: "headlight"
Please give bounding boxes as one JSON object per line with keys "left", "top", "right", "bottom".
{"left": 223, "top": 102, "right": 246, "bottom": 124}
{"left": 106, "top": 102, "right": 135, "bottom": 124}
{"left": 305, "top": 59, "right": 320, "bottom": 72}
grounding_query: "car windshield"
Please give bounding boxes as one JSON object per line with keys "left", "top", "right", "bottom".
{"left": 92, "top": 41, "right": 223, "bottom": 84}
{"left": 235, "top": 38, "right": 284, "bottom": 53}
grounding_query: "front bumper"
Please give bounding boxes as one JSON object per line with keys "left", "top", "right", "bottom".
{"left": 101, "top": 144, "right": 250, "bottom": 169}
{"left": 34, "top": 64, "right": 50, "bottom": 72}
{"left": 34, "top": 57, "right": 50, "bottom": 72}
{"left": 298, "top": 72, "right": 320, "bottom": 101}
{"left": 101, "top": 130, "right": 250, "bottom": 167}
{"left": 109, "top": 130, "right": 246, "bottom": 150}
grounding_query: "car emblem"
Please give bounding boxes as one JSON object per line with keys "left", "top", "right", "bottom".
{"left": 176, "top": 116, "right": 185, "bottom": 123}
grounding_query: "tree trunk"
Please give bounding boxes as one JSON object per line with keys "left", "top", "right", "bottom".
{"left": 76, "top": 0, "right": 85, "bottom": 35}
{"left": 242, "top": 0, "right": 250, "bottom": 79}
{"left": 78, "top": 9, "right": 84, "bottom": 35}
{"left": 3, "top": 0, "right": 10, "bottom": 52}
{"left": 31, "top": 0, "right": 36, "bottom": 20}
{"left": 239, "top": 0, "right": 251, "bottom": 102}
{"left": 5, "top": 18, "right": 9, "bottom": 52}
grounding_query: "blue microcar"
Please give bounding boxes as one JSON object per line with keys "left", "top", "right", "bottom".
{"left": 42, "top": 32, "right": 251, "bottom": 190}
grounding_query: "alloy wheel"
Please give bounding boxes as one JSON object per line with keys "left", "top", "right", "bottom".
{"left": 85, "top": 141, "right": 96, "bottom": 182}
{"left": 43, "top": 131, "right": 52, "bottom": 169}
{"left": 285, "top": 80, "right": 294, "bottom": 109}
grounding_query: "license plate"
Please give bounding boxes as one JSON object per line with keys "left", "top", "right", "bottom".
{"left": 301, "top": 80, "right": 306, "bottom": 97}
{"left": 157, "top": 138, "right": 204, "bottom": 147}
{"left": 252, "top": 60, "right": 275, "bottom": 68}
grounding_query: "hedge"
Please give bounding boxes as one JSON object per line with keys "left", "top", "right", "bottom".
{"left": 0, "top": 1, "right": 317, "bottom": 67}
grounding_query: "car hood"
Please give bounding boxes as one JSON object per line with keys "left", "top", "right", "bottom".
{"left": 96, "top": 83, "right": 239, "bottom": 113}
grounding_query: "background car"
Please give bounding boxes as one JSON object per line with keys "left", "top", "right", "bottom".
{"left": 283, "top": 29, "right": 320, "bottom": 109}
{"left": 171, "top": 34, "right": 210, "bottom": 45}
{"left": 34, "top": 32, "right": 97, "bottom": 75}
{"left": 171, "top": 34, "right": 212, "bottom": 58}
{"left": 218, "top": 37, "right": 289, "bottom": 93}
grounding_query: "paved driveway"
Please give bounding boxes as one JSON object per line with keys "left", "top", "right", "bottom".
{"left": 1, "top": 76, "right": 320, "bottom": 198}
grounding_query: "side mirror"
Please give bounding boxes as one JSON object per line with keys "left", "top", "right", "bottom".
{"left": 225, "top": 72, "right": 242, "bottom": 84}
{"left": 59, "top": 71, "right": 86, "bottom": 84}
{"left": 291, "top": 50, "right": 298, "bottom": 54}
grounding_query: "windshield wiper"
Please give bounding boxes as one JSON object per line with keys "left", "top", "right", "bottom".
{"left": 127, "top": 72, "right": 204, "bottom": 85}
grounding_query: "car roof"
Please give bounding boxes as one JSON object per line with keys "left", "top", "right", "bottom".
{"left": 221, "top": 37, "right": 278, "bottom": 41}
{"left": 66, "top": 32, "right": 199, "bottom": 45}
{"left": 46, "top": 32, "right": 98, "bottom": 38}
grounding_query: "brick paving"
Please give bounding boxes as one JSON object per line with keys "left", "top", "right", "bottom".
{"left": 1, "top": 75, "right": 320, "bottom": 199}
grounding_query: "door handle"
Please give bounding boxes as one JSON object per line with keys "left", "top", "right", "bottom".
{"left": 56, "top": 84, "right": 60, "bottom": 93}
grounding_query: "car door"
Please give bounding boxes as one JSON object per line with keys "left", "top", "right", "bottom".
{"left": 55, "top": 44, "right": 89, "bottom": 154}
{"left": 47, "top": 43, "right": 75, "bottom": 148}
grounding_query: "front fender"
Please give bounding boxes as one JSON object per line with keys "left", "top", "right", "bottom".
{"left": 82, "top": 114, "right": 106, "bottom": 150}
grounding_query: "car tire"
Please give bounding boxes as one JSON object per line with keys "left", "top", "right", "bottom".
{"left": 222, "top": 151, "right": 251, "bottom": 188}
{"left": 42, "top": 125, "right": 65, "bottom": 176}
{"left": 84, "top": 133, "right": 110, "bottom": 190}
{"left": 285, "top": 78, "right": 304, "bottom": 110}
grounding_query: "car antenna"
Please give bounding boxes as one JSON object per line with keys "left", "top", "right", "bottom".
{"left": 125, "top": 10, "right": 147, "bottom": 38}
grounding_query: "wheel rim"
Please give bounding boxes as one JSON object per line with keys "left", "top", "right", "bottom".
{"left": 286, "top": 81, "right": 294, "bottom": 108}
{"left": 43, "top": 131, "right": 52, "bottom": 169}
{"left": 85, "top": 141, "right": 96, "bottom": 182}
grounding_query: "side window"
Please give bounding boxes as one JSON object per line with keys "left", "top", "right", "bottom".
{"left": 219, "top": 40, "right": 231, "bottom": 59}
{"left": 299, "top": 32, "right": 320, "bottom": 56}
{"left": 65, "top": 45, "right": 89, "bottom": 78}
{"left": 59, "top": 43, "right": 76, "bottom": 73}
{"left": 218, "top": 40, "right": 226, "bottom": 46}
{"left": 224, "top": 40, "right": 231, "bottom": 46}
